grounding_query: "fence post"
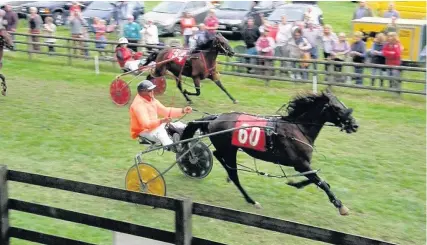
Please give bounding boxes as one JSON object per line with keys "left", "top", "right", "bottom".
{"left": 67, "top": 40, "right": 72, "bottom": 65}
{"left": 0, "top": 165, "right": 9, "bottom": 245}
{"left": 175, "top": 198, "right": 192, "bottom": 245}
{"left": 27, "top": 35, "right": 32, "bottom": 60}
{"left": 312, "top": 61, "right": 318, "bottom": 94}
{"left": 111, "top": 43, "right": 116, "bottom": 67}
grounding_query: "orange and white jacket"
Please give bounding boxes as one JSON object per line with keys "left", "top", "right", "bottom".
{"left": 129, "top": 95, "right": 184, "bottom": 139}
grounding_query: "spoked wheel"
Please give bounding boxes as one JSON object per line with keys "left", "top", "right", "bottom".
{"left": 110, "top": 78, "right": 131, "bottom": 106}
{"left": 176, "top": 141, "right": 213, "bottom": 179}
{"left": 125, "top": 163, "right": 166, "bottom": 196}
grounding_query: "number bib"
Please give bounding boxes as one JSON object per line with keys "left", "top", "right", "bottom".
{"left": 166, "top": 49, "right": 188, "bottom": 66}
{"left": 231, "top": 115, "right": 267, "bottom": 152}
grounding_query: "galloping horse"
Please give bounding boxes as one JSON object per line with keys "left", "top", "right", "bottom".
{"left": 181, "top": 90, "right": 359, "bottom": 215}
{"left": 0, "top": 29, "right": 14, "bottom": 96}
{"left": 142, "top": 33, "right": 237, "bottom": 104}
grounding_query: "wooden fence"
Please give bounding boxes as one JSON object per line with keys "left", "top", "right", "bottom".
{"left": 0, "top": 165, "right": 397, "bottom": 245}
{"left": 7, "top": 32, "right": 427, "bottom": 96}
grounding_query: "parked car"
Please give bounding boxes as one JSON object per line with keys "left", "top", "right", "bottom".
{"left": 18, "top": 1, "right": 92, "bottom": 25}
{"left": 215, "top": 1, "right": 283, "bottom": 36}
{"left": 142, "top": 1, "right": 213, "bottom": 36}
{"left": 82, "top": 1, "right": 144, "bottom": 30}
{"left": 1, "top": 1, "right": 36, "bottom": 18}
{"left": 267, "top": 3, "right": 324, "bottom": 26}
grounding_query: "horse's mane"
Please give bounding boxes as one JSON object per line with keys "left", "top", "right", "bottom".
{"left": 196, "top": 39, "right": 214, "bottom": 51}
{"left": 283, "top": 92, "right": 330, "bottom": 119}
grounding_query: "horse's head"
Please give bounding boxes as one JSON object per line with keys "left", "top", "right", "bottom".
{"left": 322, "top": 89, "right": 359, "bottom": 134}
{"left": 213, "top": 33, "right": 234, "bottom": 57}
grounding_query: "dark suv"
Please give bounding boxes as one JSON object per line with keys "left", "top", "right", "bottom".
{"left": 18, "top": 1, "right": 92, "bottom": 25}
{"left": 215, "top": 1, "right": 283, "bottom": 37}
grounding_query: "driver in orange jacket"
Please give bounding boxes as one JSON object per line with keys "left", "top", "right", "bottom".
{"left": 130, "top": 80, "right": 192, "bottom": 152}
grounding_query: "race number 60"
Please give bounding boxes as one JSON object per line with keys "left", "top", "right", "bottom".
{"left": 238, "top": 124, "right": 261, "bottom": 146}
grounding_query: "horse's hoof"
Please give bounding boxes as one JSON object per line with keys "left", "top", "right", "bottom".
{"left": 233, "top": 100, "right": 238, "bottom": 104}
{"left": 339, "top": 205, "right": 350, "bottom": 216}
{"left": 254, "top": 202, "right": 262, "bottom": 209}
{"left": 1, "top": 91, "right": 5, "bottom": 96}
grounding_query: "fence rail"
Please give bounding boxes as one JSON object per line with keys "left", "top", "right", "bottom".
{"left": 0, "top": 165, "right": 396, "bottom": 245}
{"left": 6, "top": 32, "right": 426, "bottom": 96}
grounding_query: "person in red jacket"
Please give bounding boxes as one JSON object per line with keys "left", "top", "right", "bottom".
{"left": 382, "top": 32, "right": 402, "bottom": 88}
{"left": 180, "top": 12, "right": 196, "bottom": 48}
{"left": 70, "top": 1, "right": 82, "bottom": 15}
{"left": 115, "top": 37, "right": 145, "bottom": 72}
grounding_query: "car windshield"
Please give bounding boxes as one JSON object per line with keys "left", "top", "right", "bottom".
{"left": 152, "top": 1, "right": 184, "bottom": 14}
{"left": 87, "top": 1, "right": 114, "bottom": 10}
{"left": 218, "top": 1, "right": 252, "bottom": 11}
{"left": 268, "top": 7, "right": 306, "bottom": 22}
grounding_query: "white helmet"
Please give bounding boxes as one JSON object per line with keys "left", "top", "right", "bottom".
{"left": 118, "top": 37, "right": 128, "bottom": 44}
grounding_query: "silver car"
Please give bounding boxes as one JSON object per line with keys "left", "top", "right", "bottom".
{"left": 142, "top": 1, "right": 213, "bottom": 36}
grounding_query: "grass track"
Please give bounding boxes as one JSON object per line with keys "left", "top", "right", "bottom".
{"left": 3, "top": 1, "right": 426, "bottom": 244}
{"left": 1, "top": 50, "right": 425, "bottom": 245}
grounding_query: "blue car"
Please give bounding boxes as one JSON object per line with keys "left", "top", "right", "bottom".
{"left": 82, "top": 1, "right": 144, "bottom": 32}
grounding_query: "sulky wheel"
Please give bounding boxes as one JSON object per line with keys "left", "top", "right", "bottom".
{"left": 151, "top": 76, "right": 167, "bottom": 96}
{"left": 110, "top": 78, "right": 131, "bottom": 106}
{"left": 125, "top": 163, "right": 166, "bottom": 196}
{"left": 176, "top": 141, "right": 213, "bottom": 179}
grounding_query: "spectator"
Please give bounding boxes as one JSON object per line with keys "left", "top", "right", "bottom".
{"left": 352, "top": 0, "right": 373, "bottom": 20}
{"left": 93, "top": 18, "right": 107, "bottom": 56}
{"left": 382, "top": 32, "right": 402, "bottom": 89}
{"left": 114, "top": 1, "right": 133, "bottom": 37}
{"left": 43, "top": 17, "right": 56, "bottom": 54}
{"left": 204, "top": 9, "right": 219, "bottom": 39}
{"left": 248, "top": 1, "right": 262, "bottom": 27}
{"left": 255, "top": 29, "right": 275, "bottom": 75}
{"left": 143, "top": 19, "right": 159, "bottom": 51}
{"left": 4, "top": 4, "right": 18, "bottom": 48}
{"left": 188, "top": 27, "right": 199, "bottom": 50}
{"left": 367, "top": 33, "right": 386, "bottom": 86}
{"left": 287, "top": 28, "right": 312, "bottom": 80}
{"left": 82, "top": 27, "right": 90, "bottom": 58}
{"left": 349, "top": 31, "right": 366, "bottom": 85}
{"left": 330, "top": 32, "right": 351, "bottom": 82}
{"left": 68, "top": 10, "right": 87, "bottom": 55}
{"left": 180, "top": 12, "right": 196, "bottom": 48}
{"left": 241, "top": 18, "right": 260, "bottom": 73}
{"left": 303, "top": 20, "right": 322, "bottom": 70}
{"left": 195, "top": 23, "right": 209, "bottom": 47}
{"left": 70, "top": 1, "right": 82, "bottom": 15}
{"left": 28, "top": 7, "right": 42, "bottom": 51}
{"left": 320, "top": 24, "right": 338, "bottom": 77}
{"left": 275, "top": 15, "right": 293, "bottom": 75}
{"left": 124, "top": 15, "right": 141, "bottom": 52}
{"left": 384, "top": 17, "right": 398, "bottom": 35}
{"left": 383, "top": 3, "right": 400, "bottom": 18}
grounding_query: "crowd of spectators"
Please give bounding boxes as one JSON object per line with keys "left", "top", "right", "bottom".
{"left": 0, "top": 1, "right": 413, "bottom": 88}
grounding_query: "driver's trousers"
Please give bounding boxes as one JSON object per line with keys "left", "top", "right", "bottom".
{"left": 139, "top": 122, "right": 186, "bottom": 146}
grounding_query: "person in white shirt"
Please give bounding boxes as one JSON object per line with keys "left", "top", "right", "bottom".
{"left": 142, "top": 19, "right": 159, "bottom": 51}
{"left": 275, "top": 15, "right": 293, "bottom": 74}
{"left": 188, "top": 27, "right": 199, "bottom": 50}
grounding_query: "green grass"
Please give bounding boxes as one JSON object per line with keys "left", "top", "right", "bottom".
{"left": 2, "top": 1, "right": 426, "bottom": 245}
{"left": 1, "top": 46, "right": 426, "bottom": 245}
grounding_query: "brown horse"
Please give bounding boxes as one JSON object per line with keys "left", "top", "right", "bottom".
{"left": 0, "top": 29, "right": 14, "bottom": 96}
{"left": 142, "top": 33, "right": 238, "bottom": 104}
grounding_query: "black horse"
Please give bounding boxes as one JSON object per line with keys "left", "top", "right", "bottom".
{"left": 142, "top": 33, "right": 237, "bottom": 104}
{"left": 181, "top": 90, "right": 359, "bottom": 215}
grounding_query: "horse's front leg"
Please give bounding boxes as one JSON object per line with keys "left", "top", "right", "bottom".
{"left": 211, "top": 72, "right": 238, "bottom": 104}
{"left": 292, "top": 162, "right": 349, "bottom": 216}
{"left": 176, "top": 78, "right": 192, "bottom": 104}
{"left": 183, "top": 77, "right": 201, "bottom": 96}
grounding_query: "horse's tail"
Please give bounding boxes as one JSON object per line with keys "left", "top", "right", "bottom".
{"left": 181, "top": 115, "right": 218, "bottom": 141}
{"left": 142, "top": 51, "right": 159, "bottom": 66}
